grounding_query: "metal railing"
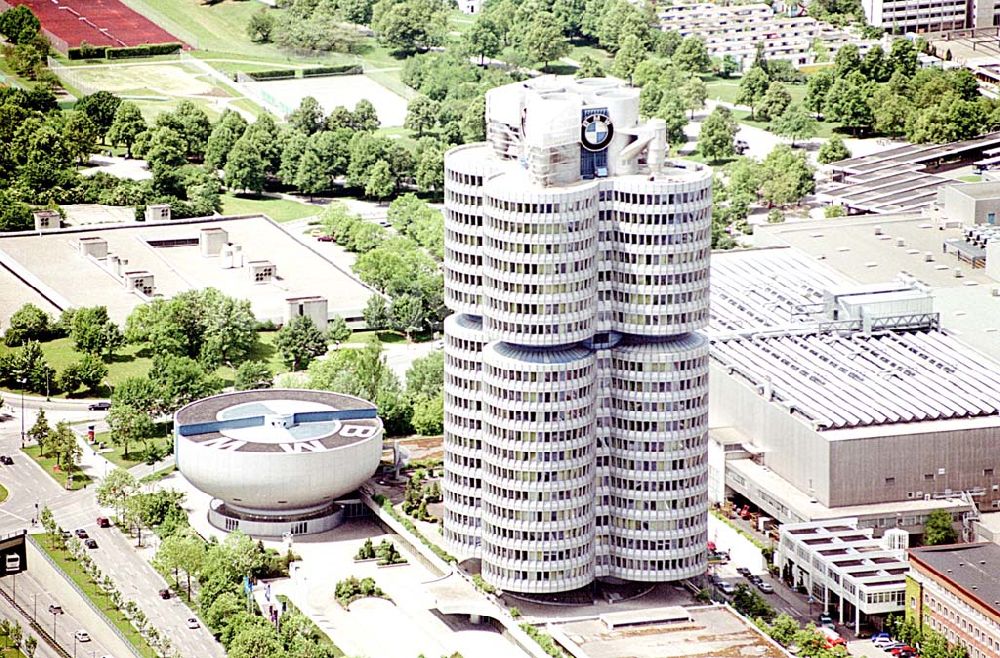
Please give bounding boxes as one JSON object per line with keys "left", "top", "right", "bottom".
{"left": 27, "top": 535, "right": 144, "bottom": 658}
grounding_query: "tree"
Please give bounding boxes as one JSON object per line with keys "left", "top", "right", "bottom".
{"left": 698, "top": 106, "right": 737, "bottom": 162}
{"left": 719, "top": 54, "right": 739, "bottom": 79}
{"left": 737, "top": 67, "right": 769, "bottom": 120}
{"left": 410, "top": 392, "right": 443, "bottom": 435}
{"left": 772, "top": 104, "right": 817, "bottom": 146}
{"left": 107, "top": 404, "right": 154, "bottom": 458}
{"left": 149, "top": 353, "right": 223, "bottom": 410}
{"left": 111, "top": 376, "right": 161, "bottom": 416}
{"left": 519, "top": 11, "right": 570, "bottom": 70}
{"left": 459, "top": 95, "right": 486, "bottom": 142}
{"left": 12, "top": 341, "right": 55, "bottom": 395}
{"left": 4, "top": 303, "right": 52, "bottom": 346}
{"left": 680, "top": 77, "right": 707, "bottom": 119}
{"left": 62, "top": 111, "right": 99, "bottom": 165}
{"left": 229, "top": 624, "right": 287, "bottom": 658}
{"left": 462, "top": 14, "right": 502, "bottom": 65}
{"left": 365, "top": 160, "right": 395, "bottom": 202}
{"left": 871, "top": 90, "right": 912, "bottom": 138}
{"left": 288, "top": 97, "right": 325, "bottom": 135}
{"left": 731, "top": 583, "right": 775, "bottom": 622}
{"left": 234, "top": 361, "right": 273, "bottom": 391}
{"left": 673, "top": 36, "right": 710, "bottom": 73}
{"left": 155, "top": 528, "right": 206, "bottom": 599}
{"left": 889, "top": 38, "right": 918, "bottom": 78}
{"left": 294, "top": 141, "right": 328, "bottom": 197}
{"left": 363, "top": 296, "right": 390, "bottom": 330}
{"left": 28, "top": 410, "right": 50, "bottom": 454}
{"left": 0, "top": 6, "right": 40, "bottom": 45}
{"left": 328, "top": 316, "right": 351, "bottom": 343}
{"left": 834, "top": 43, "right": 861, "bottom": 78}
{"left": 760, "top": 144, "right": 815, "bottom": 207}
{"left": 246, "top": 7, "right": 275, "bottom": 43}
{"left": 278, "top": 129, "right": 308, "bottom": 185}
{"left": 224, "top": 133, "right": 266, "bottom": 194}
{"left": 59, "top": 354, "right": 108, "bottom": 393}
{"left": 575, "top": 54, "right": 606, "bottom": 79}
{"left": 415, "top": 144, "right": 444, "bottom": 194}
{"left": 276, "top": 316, "right": 327, "bottom": 371}
{"left": 406, "top": 351, "right": 444, "bottom": 400}
{"left": 404, "top": 95, "right": 439, "bottom": 137}
{"left": 824, "top": 71, "right": 874, "bottom": 135}
{"left": 924, "top": 509, "right": 958, "bottom": 545}
{"left": 656, "top": 95, "right": 687, "bottom": 146}
{"left": 757, "top": 82, "right": 792, "bottom": 122}
{"left": 818, "top": 135, "right": 850, "bottom": 164}
{"left": 160, "top": 100, "right": 212, "bottom": 160}
{"left": 372, "top": 0, "right": 449, "bottom": 55}
{"left": 48, "top": 421, "right": 80, "bottom": 471}
{"left": 23, "top": 635, "right": 35, "bottom": 658}
{"left": 144, "top": 126, "right": 187, "bottom": 172}
{"left": 389, "top": 294, "right": 426, "bottom": 340}
{"left": 205, "top": 110, "right": 248, "bottom": 170}
{"left": 805, "top": 69, "right": 834, "bottom": 119}
{"left": 352, "top": 100, "right": 381, "bottom": 132}
{"left": 70, "top": 306, "right": 122, "bottom": 356}
{"left": 95, "top": 467, "right": 138, "bottom": 519}
{"left": 106, "top": 101, "right": 147, "bottom": 158}
{"left": 612, "top": 34, "right": 646, "bottom": 84}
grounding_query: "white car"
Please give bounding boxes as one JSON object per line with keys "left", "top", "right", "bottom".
{"left": 74, "top": 630, "right": 91, "bottom": 642}
{"left": 186, "top": 617, "right": 200, "bottom": 629}
{"left": 873, "top": 637, "right": 897, "bottom": 648}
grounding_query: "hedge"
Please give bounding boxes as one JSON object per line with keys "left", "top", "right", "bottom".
{"left": 245, "top": 69, "right": 298, "bottom": 81}
{"left": 67, "top": 43, "right": 108, "bottom": 60}
{"left": 301, "top": 64, "right": 362, "bottom": 77}
{"left": 105, "top": 43, "right": 183, "bottom": 60}
{"left": 519, "top": 624, "right": 566, "bottom": 658}
{"left": 374, "top": 495, "right": 457, "bottom": 565}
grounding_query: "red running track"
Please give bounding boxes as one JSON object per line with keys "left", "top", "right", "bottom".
{"left": 7, "top": 0, "right": 183, "bottom": 49}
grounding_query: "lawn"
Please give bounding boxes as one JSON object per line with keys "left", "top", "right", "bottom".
{"left": 568, "top": 42, "right": 613, "bottom": 65}
{"left": 345, "top": 330, "right": 408, "bottom": 345}
{"left": 222, "top": 193, "right": 319, "bottom": 222}
{"left": 730, "top": 108, "right": 842, "bottom": 139}
{"left": 95, "top": 430, "right": 171, "bottom": 471}
{"left": 21, "top": 446, "right": 92, "bottom": 491}
{"left": 140, "top": 464, "right": 177, "bottom": 484}
{"left": 705, "top": 80, "right": 808, "bottom": 107}
{"left": 0, "top": 484, "right": 7, "bottom": 503}
{"left": 36, "top": 535, "right": 157, "bottom": 658}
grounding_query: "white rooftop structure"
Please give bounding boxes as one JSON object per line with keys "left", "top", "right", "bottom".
{"left": 775, "top": 518, "right": 909, "bottom": 633}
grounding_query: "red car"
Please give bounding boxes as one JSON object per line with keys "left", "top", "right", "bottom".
{"left": 890, "top": 647, "right": 917, "bottom": 656}
{"left": 96, "top": 517, "right": 110, "bottom": 528}
{"left": 316, "top": 235, "right": 334, "bottom": 242}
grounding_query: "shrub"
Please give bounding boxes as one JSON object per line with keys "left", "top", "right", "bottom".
{"left": 244, "top": 69, "right": 297, "bottom": 81}
{"left": 520, "top": 623, "right": 564, "bottom": 657}
{"left": 824, "top": 204, "right": 846, "bottom": 218}
{"left": 301, "top": 64, "right": 363, "bottom": 77}
{"left": 105, "top": 43, "right": 182, "bottom": 60}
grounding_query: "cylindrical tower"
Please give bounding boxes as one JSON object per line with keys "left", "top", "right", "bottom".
{"left": 443, "top": 144, "right": 496, "bottom": 316}
{"left": 607, "top": 334, "right": 710, "bottom": 581}
{"left": 441, "top": 312, "right": 485, "bottom": 555}
{"left": 480, "top": 342, "right": 597, "bottom": 593}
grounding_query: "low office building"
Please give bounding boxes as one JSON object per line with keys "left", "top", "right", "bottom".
{"left": 775, "top": 518, "right": 909, "bottom": 633}
{"left": 907, "top": 543, "right": 1000, "bottom": 658}
{"left": 862, "top": 0, "right": 998, "bottom": 32}
{"left": 709, "top": 247, "right": 1000, "bottom": 536}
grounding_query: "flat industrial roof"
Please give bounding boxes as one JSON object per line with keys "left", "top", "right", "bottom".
{"left": 0, "top": 215, "right": 374, "bottom": 324}
{"left": 946, "top": 180, "right": 1000, "bottom": 199}
{"left": 909, "top": 543, "right": 1000, "bottom": 617}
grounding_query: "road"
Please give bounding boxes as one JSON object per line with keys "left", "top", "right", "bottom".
{"left": 0, "top": 406, "right": 225, "bottom": 658}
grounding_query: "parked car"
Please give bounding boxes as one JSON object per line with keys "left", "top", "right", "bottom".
{"left": 74, "top": 529, "right": 89, "bottom": 539}
{"left": 48, "top": 604, "right": 63, "bottom": 615}
{"left": 74, "top": 630, "right": 91, "bottom": 642}
{"left": 819, "top": 613, "right": 834, "bottom": 628}
{"left": 88, "top": 402, "right": 111, "bottom": 411}
{"left": 874, "top": 637, "right": 899, "bottom": 649}
{"left": 736, "top": 567, "right": 751, "bottom": 577}
{"left": 871, "top": 632, "right": 892, "bottom": 643}
{"left": 84, "top": 539, "right": 98, "bottom": 549}
{"left": 749, "top": 574, "right": 764, "bottom": 586}
{"left": 96, "top": 517, "right": 110, "bottom": 528}
{"left": 756, "top": 581, "right": 774, "bottom": 594}
{"left": 316, "top": 235, "right": 333, "bottom": 242}
{"left": 0, "top": 455, "right": 12, "bottom": 465}
{"left": 159, "top": 589, "right": 171, "bottom": 600}
{"left": 186, "top": 617, "right": 200, "bottom": 629}
{"left": 890, "top": 647, "right": 917, "bottom": 656}
{"left": 718, "top": 581, "right": 737, "bottom": 595}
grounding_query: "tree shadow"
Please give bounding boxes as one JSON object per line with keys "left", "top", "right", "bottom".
{"left": 249, "top": 338, "right": 277, "bottom": 362}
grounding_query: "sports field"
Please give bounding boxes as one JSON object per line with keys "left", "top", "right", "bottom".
{"left": 9, "top": 0, "right": 182, "bottom": 50}
{"left": 250, "top": 74, "right": 409, "bottom": 127}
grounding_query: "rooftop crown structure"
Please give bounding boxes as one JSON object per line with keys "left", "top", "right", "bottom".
{"left": 442, "top": 76, "right": 713, "bottom": 594}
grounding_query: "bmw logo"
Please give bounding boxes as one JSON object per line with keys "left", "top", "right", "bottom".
{"left": 581, "top": 113, "right": 614, "bottom": 152}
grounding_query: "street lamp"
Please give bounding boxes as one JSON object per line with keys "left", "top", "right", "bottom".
{"left": 19, "top": 378, "right": 26, "bottom": 448}
{"left": 52, "top": 609, "right": 58, "bottom": 639}
{"left": 73, "top": 634, "right": 78, "bottom": 658}
{"left": 33, "top": 592, "right": 37, "bottom": 622}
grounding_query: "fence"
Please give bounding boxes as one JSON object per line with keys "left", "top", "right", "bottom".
{"left": 27, "top": 535, "right": 145, "bottom": 658}
{"left": 178, "top": 52, "right": 294, "bottom": 118}
{"left": 46, "top": 56, "right": 100, "bottom": 97}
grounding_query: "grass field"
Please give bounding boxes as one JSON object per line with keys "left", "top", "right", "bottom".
{"left": 36, "top": 534, "right": 157, "bottom": 658}
{"left": 704, "top": 80, "right": 843, "bottom": 139}
{"left": 140, "top": 465, "right": 177, "bottom": 484}
{"left": 222, "top": 194, "right": 319, "bottom": 222}
{"left": 21, "top": 446, "right": 92, "bottom": 491}
{"left": 95, "top": 430, "right": 171, "bottom": 470}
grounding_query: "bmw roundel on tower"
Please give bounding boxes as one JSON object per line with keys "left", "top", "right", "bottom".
{"left": 580, "top": 112, "right": 614, "bottom": 152}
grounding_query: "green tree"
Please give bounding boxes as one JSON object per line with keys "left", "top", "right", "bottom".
{"left": 698, "top": 106, "right": 737, "bottom": 162}
{"left": 276, "top": 316, "right": 328, "bottom": 371}
{"left": 680, "top": 76, "right": 707, "bottom": 119}
{"left": 406, "top": 351, "right": 444, "bottom": 400}
{"left": 519, "top": 11, "right": 570, "bottom": 70}
{"left": 372, "top": 0, "right": 449, "bottom": 55}
{"left": 575, "top": 54, "right": 606, "bottom": 79}
{"left": 834, "top": 42, "right": 861, "bottom": 78}
{"left": 731, "top": 583, "right": 775, "bottom": 622}
{"left": 363, "top": 296, "right": 390, "bottom": 330}
{"left": 817, "top": 135, "right": 850, "bottom": 164}
{"left": 28, "top": 410, "right": 50, "bottom": 454}
{"left": 824, "top": 71, "right": 874, "bottom": 135}
{"left": 246, "top": 7, "right": 275, "bottom": 43}
{"left": 760, "top": 144, "right": 815, "bottom": 207}
{"left": 62, "top": 111, "right": 99, "bottom": 165}
{"left": 144, "top": 126, "right": 187, "bottom": 172}
{"left": 234, "top": 361, "right": 273, "bottom": 391}
{"left": 48, "top": 421, "right": 80, "bottom": 471}
{"left": 772, "top": 104, "right": 817, "bottom": 146}
{"left": 365, "top": 160, "right": 396, "bottom": 202}
{"left": 889, "top": 38, "right": 918, "bottom": 78}
{"left": 148, "top": 353, "right": 223, "bottom": 410}
{"left": 95, "top": 467, "right": 138, "bottom": 519}
{"left": 757, "top": 82, "right": 792, "bottom": 122}
{"left": 737, "top": 67, "right": 769, "bottom": 120}
{"left": 224, "top": 133, "right": 266, "bottom": 194}
{"left": 107, "top": 404, "right": 153, "bottom": 458}
{"left": 70, "top": 306, "right": 122, "bottom": 356}
{"left": 159, "top": 100, "right": 212, "bottom": 161}
{"left": 924, "top": 509, "right": 958, "bottom": 545}
{"left": 205, "top": 110, "right": 248, "bottom": 170}
{"left": 0, "top": 6, "right": 40, "bottom": 45}
{"left": 871, "top": 89, "right": 912, "bottom": 138}
{"left": 459, "top": 95, "right": 486, "bottom": 142}
{"left": 462, "top": 14, "right": 502, "bottom": 65}
{"left": 58, "top": 354, "right": 107, "bottom": 393}
{"left": 719, "top": 54, "right": 739, "bottom": 78}
{"left": 229, "top": 624, "right": 287, "bottom": 658}
{"left": 107, "top": 101, "right": 147, "bottom": 158}
{"left": 410, "top": 392, "right": 443, "bottom": 435}
{"left": 111, "top": 376, "right": 161, "bottom": 415}
{"left": 415, "top": 143, "right": 444, "bottom": 194}
{"left": 389, "top": 294, "right": 426, "bottom": 340}
{"left": 612, "top": 34, "right": 646, "bottom": 83}
{"left": 656, "top": 95, "right": 688, "bottom": 146}
{"left": 4, "top": 303, "right": 52, "bottom": 346}
{"left": 154, "top": 527, "right": 206, "bottom": 599}
{"left": 288, "top": 96, "right": 325, "bottom": 135}
{"left": 13, "top": 341, "right": 55, "bottom": 395}
{"left": 805, "top": 68, "right": 834, "bottom": 119}
{"left": 672, "top": 36, "right": 710, "bottom": 73}
{"left": 404, "top": 95, "right": 439, "bottom": 137}
{"left": 294, "top": 140, "right": 328, "bottom": 197}
{"left": 328, "top": 316, "right": 352, "bottom": 344}
{"left": 278, "top": 129, "right": 308, "bottom": 185}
